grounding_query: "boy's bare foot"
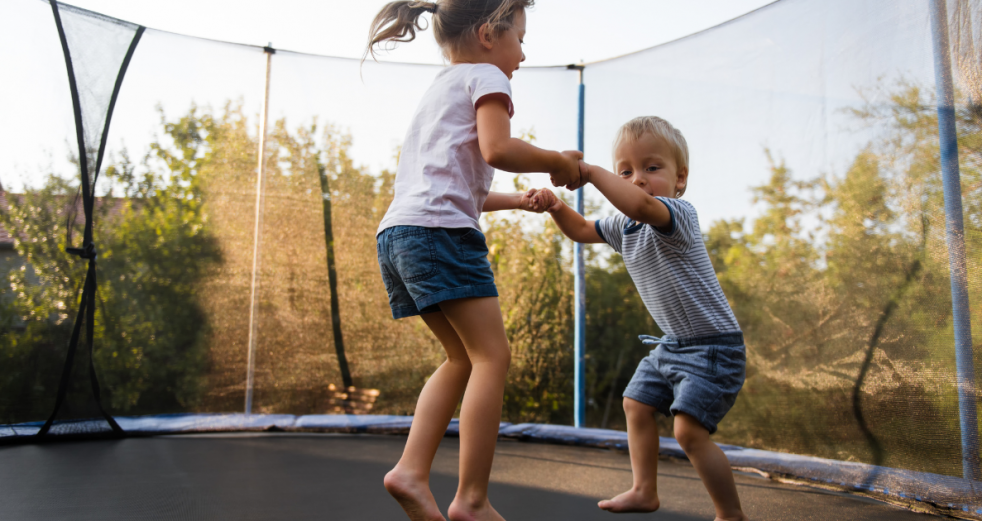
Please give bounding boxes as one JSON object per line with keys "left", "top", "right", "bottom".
{"left": 447, "top": 498, "right": 506, "bottom": 521}
{"left": 597, "top": 488, "right": 660, "bottom": 513}
{"left": 383, "top": 466, "right": 446, "bottom": 521}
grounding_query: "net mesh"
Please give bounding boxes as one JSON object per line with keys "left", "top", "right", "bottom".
{"left": 0, "top": 0, "right": 979, "bottom": 514}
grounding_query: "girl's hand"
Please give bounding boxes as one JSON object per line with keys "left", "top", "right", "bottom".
{"left": 550, "top": 150, "right": 583, "bottom": 188}
{"left": 518, "top": 188, "right": 544, "bottom": 212}
{"left": 564, "top": 160, "right": 592, "bottom": 190}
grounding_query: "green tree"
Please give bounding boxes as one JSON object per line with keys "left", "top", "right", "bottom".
{"left": 705, "top": 77, "right": 981, "bottom": 476}
{"left": 0, "top": 112, "right": 222, "bottom": 420}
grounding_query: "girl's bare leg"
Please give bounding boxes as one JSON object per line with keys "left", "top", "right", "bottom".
{"left": 439, "top": 297, "right": 510, "bottom": 521}
{"left": 598, "top": 397, "right": 662, "bottom": 513}
{"left": 384, "top": 310, "right": 473, "bottom": 521}
{"left": 674, "top": 413, "right": 749, "bottom": 521}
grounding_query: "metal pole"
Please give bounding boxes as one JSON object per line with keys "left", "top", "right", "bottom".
{"left": 569, "top": 64, "right": 586, "bottom": 428}
{"left": 929, "top": 1, "right": 980, "bottom": 481}
{"left": 245, "top": 45, "right": 275, "bottom": 415}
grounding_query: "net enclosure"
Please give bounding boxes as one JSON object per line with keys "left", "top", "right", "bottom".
{"left": 0, "top": 0, "right": 980, "bottom": 518}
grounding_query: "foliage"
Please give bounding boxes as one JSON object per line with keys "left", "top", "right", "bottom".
{"left": 485, "top": 199, "right": 575, "bottom": 424}
{"left": 0, "top": 109, "right": 222, "bottom": 420}
{"left": 707, "top": 81, "right": 982, "bottom": 476}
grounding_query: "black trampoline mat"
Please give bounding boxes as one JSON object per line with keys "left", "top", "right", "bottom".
{"left": 0, "top": 433, "right": 939, "bottom": 520}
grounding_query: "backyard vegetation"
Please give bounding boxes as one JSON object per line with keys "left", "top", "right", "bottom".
{"left": 0, "top": 78, "right": 980, "bottom": 477}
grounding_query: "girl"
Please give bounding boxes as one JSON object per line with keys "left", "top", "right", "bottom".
{"left": 366, "top": 2, "right": 581, "bottom": 520}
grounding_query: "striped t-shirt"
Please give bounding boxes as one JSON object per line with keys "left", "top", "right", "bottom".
{"left": 595, "top": 197, "right": 741, "bottom": 339}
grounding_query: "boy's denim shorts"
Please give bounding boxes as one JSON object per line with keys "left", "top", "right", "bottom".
{"left": 377, "top": 225, "right": 498, "bottom": 319}
{"left": 623, "top": 332, "right": 746, "bottom": 434}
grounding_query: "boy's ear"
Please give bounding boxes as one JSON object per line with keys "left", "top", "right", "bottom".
{"left": 477, "top": 22, "right": 495, "bottom": 50}
{"left": 676, "top": 166, "right": 689, "bottom": 196}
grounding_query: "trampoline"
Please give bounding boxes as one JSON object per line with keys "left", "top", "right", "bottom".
{"left": 0, "top": 432, "right": 943, "bottom": 521}
{"left": 1, "top": 0, "right": 981, "bottom": 519}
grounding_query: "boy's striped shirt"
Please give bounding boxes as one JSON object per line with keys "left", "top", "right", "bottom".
{"left": 595, "top": 197, "right": 741, "bottom": 339}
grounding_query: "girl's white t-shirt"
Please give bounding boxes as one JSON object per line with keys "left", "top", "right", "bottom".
{"left": 377, "top": 63, "right": 514, "bottom": 234}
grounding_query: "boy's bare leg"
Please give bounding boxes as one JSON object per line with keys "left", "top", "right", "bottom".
{"left": 598, "top": 397, "right": 661, "bottom": 513}
{"left": 384, "top": 310, "right": 472, "bottom": 521}
{"left": 674, "top": 413, "right": 749, "bottom": 521}
{"left": 439, "top": 297, "right": 510, "bottom": 521}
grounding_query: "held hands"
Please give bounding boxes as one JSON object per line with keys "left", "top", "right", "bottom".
{"left": 518, "top": 188, "right": 560, "bottom": 213}
{"left": 564, "top": 160, "right": 592, "bottom": 191}
{"left": 550, "top": 150, "right": 583, "bottom": 188}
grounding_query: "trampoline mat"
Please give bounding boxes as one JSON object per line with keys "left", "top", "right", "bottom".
{"left": 0, "top": 433, "right": 939, "bottom": 520}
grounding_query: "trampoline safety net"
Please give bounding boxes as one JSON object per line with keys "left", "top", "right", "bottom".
{"left": 0, "top": 0, "right": 980, "bottom": 517}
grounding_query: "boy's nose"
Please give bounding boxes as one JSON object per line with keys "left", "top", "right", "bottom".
{"left": 521, "top": 52, "right": 526, "bottom": 63}
{"left": 632, "top": 176, "right": 646, "bottom": 187}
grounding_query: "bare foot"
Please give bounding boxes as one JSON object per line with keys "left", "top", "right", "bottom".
{"left": 597, "top": 488, "right": 660, "bottom": 513}
{"left": 715, "top": 515, "right": 749, "bottom": 521}
{"left": 447, "top": 498, "right": 505, "bottom": 521}
{"left": 383, "top": 466, "right": 446, "bottom": 521}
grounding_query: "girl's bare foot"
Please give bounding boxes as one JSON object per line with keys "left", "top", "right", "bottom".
{"left": 597, "top": 488, "right": 660, "bottom": 513}
{"left": 383, "top": 466, "right": 446, "bottom": 521}
{"left": 447, "top": 498, "right": 505, "bottom": 521}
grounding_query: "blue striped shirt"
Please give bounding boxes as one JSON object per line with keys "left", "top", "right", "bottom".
{"left": 595, "top": 197, "right": 741, "bottom": 339}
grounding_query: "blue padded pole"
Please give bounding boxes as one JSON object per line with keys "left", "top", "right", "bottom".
{"left": 929, "top": 0, "right": 980, "bottom": 481}
{"left": 571, "top": 65, "right": 586, "bottom": 428}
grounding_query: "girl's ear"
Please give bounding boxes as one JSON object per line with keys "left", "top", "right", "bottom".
{"left": 477, "top": 22, "right": 495, "bottom": 50}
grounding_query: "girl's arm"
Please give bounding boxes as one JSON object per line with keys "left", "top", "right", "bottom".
{"left": 475, "top": 96, "right": 581, "bottom": 187}
{"left": 483, "top": 189, "right": 555, "bottom": 213}
{"left": 581, "top": 163, "right": 672, "bottom": 229}
{"left": 533, "top": 190, "right": 604, "bottom": 244}
{"left": 482, "top": 191, "right": 523, "bottom": 212}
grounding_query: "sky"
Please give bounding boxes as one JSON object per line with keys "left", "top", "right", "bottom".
{"left": 52, "top": 0, "right": 777, "bottom": 66}
{"left": 0, "top": 0, "right": 941, "bottom": 230}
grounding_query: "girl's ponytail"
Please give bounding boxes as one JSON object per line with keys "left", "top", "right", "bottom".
{"left": 366, "top": 1, "right": 439, "bottom": 61}
{"left": 365, "top": 0, "right": 533, "bottom": 63}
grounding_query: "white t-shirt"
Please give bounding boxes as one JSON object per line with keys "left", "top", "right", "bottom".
{"left": 377, "top": 63, "right": 513, "bottom": 234}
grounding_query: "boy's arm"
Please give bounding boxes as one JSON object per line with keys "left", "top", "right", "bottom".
{"left": 533, "top": 190, "right": 604, "bottom": 244}
{"left": 475, "top": 97, "right": 582, "bottom": 187}
{"left": 580, "top": 163, "right": 672, "bottom": 229}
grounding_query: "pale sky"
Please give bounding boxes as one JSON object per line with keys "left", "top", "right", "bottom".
{"left": 54, "top": 0, "right": 777, "bottom": 66}
{"left": 1, "top": 0, "right": 940, "bottom": 230}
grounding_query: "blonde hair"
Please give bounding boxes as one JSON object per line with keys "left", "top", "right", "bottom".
{"left": 366, "top": 0, "right": 533, "bottom": 62}
{"left": 613, "top": 116, "right": 689, "bottom": 197}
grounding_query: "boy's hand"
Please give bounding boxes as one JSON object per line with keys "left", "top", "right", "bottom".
{"left": 532, "top": 188, "right": 563, "bottom": 213}
{"left": 550, "top": 150, "right": 583, "bottom": 188}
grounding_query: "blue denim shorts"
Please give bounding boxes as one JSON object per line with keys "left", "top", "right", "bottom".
{"left": 377, "top": 226, "right": 498, "bottom": 319}
{"left": 623, "top": 332, "right": 746, "bottom": 434}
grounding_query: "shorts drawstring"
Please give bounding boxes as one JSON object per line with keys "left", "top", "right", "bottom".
{"left": 639, "top": 334, "right": 678, "bottom": 348}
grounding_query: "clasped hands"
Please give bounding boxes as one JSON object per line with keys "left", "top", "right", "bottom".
{"left": 517, "top": 151, "right": 589, "bottom": 213}
{"left": 550, "top": 150, "right": 589, "bottom": 191}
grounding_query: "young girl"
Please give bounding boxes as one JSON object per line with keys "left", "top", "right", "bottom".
{"left": 366, "top": 2, "right": 580, "bottom": 520}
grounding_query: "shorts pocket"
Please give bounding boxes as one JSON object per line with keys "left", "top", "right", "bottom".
{"left": 377, "top": 240, "right": 398, "bottom": 291}
{"left": 457, "top": 228, "right": 489, "bottom": 256}
{"left": 389, "top": 227, "right": 437, "bottom": 283}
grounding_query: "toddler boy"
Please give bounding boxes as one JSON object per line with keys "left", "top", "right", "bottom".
{"left": 528, "top": 116, "right": 748, "bottom": 521}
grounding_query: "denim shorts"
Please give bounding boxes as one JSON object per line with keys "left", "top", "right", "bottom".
{"left": 377, "top": 226, "right": 498, "bottom": 319}
{"left": 623, "top": 332, "right": 746, "bottom": 434}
